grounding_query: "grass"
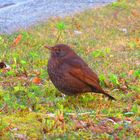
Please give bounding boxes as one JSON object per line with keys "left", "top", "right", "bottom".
{"left": 0, "top": 0, "right": 140, "bottom": 139}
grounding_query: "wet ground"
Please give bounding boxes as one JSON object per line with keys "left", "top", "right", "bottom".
{"left": 0, "top": 0, "right": 115, "bottom": 34}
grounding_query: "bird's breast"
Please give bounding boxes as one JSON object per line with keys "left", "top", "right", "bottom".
{"left": 47, "top": 58, "right": 92, "bottom": 95}
{"left": 48, "top": 59, "right": 64, "bottom": 82}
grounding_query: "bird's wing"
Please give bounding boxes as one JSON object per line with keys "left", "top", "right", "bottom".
{"left": 65, "top": 57, "right": 116, "bottom": 100}
{"left": 66, "top": 58, "right": 100, "bottom": 89}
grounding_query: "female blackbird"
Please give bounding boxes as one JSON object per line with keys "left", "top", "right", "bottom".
{"left": 45, "top": 44, "right": 116, "bottom": 100}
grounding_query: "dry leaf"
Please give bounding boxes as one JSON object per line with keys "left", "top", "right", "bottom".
{"left": 131, "top": 10, "right": 140, "bottom": 17}
{"left": 32, "top": 77, "right": 42, "bottom": 84}
{"left": 128, "top": 70, "right": 134, "bottom": 76}
{"left": 135, "top": 38, "right": 140, "bottom": 45}
{"left": 13, "top": 34, "right": 22, "bottom": 46}
{"left": 33, "top": 70, "right": 40, "bottom": 76}
{"left": 76, "top": 23, "right": 81, "bottom": 30}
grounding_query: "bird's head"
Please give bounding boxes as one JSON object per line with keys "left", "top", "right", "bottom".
{"left": 45, "top": 44, "right": 75, "bottom": 59}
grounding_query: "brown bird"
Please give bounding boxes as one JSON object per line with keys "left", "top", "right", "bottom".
{"left": 45, "top": 44, "right": 116, "bottom": 100}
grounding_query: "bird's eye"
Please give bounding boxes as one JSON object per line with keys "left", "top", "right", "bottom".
{"left": 57, "top": 49, "right": 61, "bottom": 52}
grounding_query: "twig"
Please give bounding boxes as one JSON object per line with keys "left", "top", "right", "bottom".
{"left": 65, "top": 111, "right": 95, "bottom": 116}
{"left": 55, "top": 31, "right": 62, "bottom": 43}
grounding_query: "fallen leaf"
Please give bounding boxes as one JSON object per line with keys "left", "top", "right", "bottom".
{"left": 131, "top": 10, "right": 140, "bottom": 17}
{"left": 75, "top": 23, "right": 81, "bottom": 30}
{"left": 13, "top": 34, "right": 22, "bottom": 46}
{"left": 32, "top": 77, "right": 42, "bottom": 85}
{"left": 33, "top": 70, "right": 40, "bottom": 76}
{"left": 113, "top": 10, "right": 119, "bottom": 19}
{"left": 128, "top": 70, "right": 134, "bottom": 76}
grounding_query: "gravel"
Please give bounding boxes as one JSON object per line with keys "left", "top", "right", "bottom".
{"left": 0, "top": 0, "right": 116, "bottom": 34}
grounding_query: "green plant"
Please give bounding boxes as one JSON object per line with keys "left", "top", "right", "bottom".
{"left": 92, "top": 50, "right": 104, "bottom": 57}
{"left": 55, "top": 22, "right": 66, "bottom": 43}
{"left": 133, "top": 70, "right": 140, "bottom": 78}
{"left": 128, "top": 41, "right": 137, "bottom": 49}
{"left": 0, "top": 36, "right": 4, "bottom": 45}
{"left": 56, "top": 22, "right": 66, "bottom": 31}
{"left": 0, "top": 35, "right": 7, "bottom": 48}
{"left": 92, "top": 48, "right": 111, "bottom": 58}
{"left": 111, "top": 0, "right": 128, "bottom": 9}
{"left": 99, "top": 74, "right": 106, "bottom": 87}
{"left": 109, "top": 74, "right": 120, "bottom": 86}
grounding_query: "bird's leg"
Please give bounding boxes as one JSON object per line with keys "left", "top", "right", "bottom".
{"left": 96, "top": 97, "right": 103, "bottom": 115}
{"left": 60, "top": 93, "right": 66, "bottom": 100}
{"left": 75, "top": 94, "right": 80, "bottom": 102}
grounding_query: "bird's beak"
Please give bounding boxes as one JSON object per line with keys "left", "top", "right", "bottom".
{"left": 44, "top": 45, "right": 53, "bottom": 51}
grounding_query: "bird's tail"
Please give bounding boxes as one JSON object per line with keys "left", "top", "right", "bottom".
{"left": 103, "top": 91, "right": 116, "bottom": 101}
{"left": 99, "top": 88, "right": 116, "bottom": 100}
{"left": 92, "top": 86, "right": 116, "bottom": 100}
